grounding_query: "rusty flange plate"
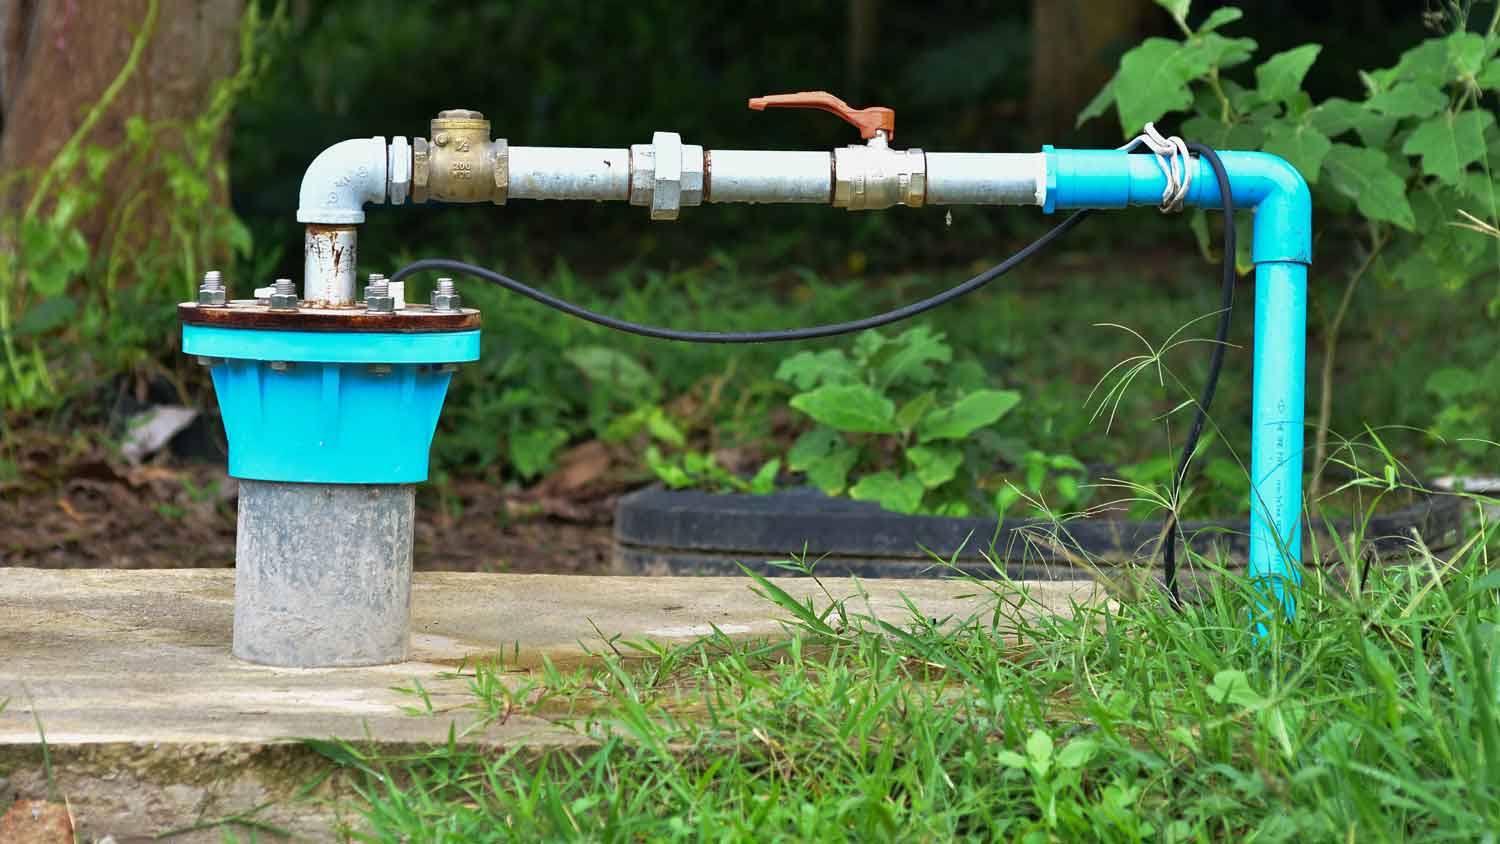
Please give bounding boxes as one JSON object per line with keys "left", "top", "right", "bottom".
{"left": 178, "top": 300, "right": 481, "bottom": 333}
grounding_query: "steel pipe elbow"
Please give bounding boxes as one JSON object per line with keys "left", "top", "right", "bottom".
{"left": 296, "top": 137, "right": 389, "bottom": 225}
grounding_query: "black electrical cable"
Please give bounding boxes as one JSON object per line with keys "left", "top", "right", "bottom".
{"left": 1162, "top": 143, "right": 1236, "bottom": 603}
{"left": 389, "top": 143, "right": 1237, "bottom": 602}
{"left": 388, "top": 210, "right": 1089, "bottom": 343}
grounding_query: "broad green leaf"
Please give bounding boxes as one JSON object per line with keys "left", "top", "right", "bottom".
{"left": 788, "top": 428, "right": 840, "bottom": 470}
{"left": 13, "top": 296, "right": 76, "bottom": 337}
{"left": 1075, "top": 80, "right": 1115, "bottom": 128}
{"left": 1373, "top": 37, "right": 1451, "bottom": 88}
{"left": 996, "top": 750, "right": 1028, "bottom": 770}
{"left": 774, "top": 349, "right": 855, "bottom": 390}
{"left": 1181, "top": 115, "right": 1264, "bottom": 150}
{"left": 1261, "top": 122, "right": 1331, "bottom": 185}
{"left": 906, "top": 445, "right": 964, "bottom": 488}
{"left": 1322, "top": 144, "right": 1415, "bottom": 230}
{"left": 1367, "top": 82, "right": 1446, "bottom": 119}
{"left": 805, "top": 448, "right": 859, "bottom": 495}
{"left": 644, "top": 408, "right": 685, "bottom": 447}
{"left": 1478, "top": 60, "right": 1500, "bottom": 91}
{"left": 1425, "top": 367, "right": 1478, "bottom": 399}
{"left": 1179, "top": 32, "right": 1257, "bottom": 73}
{"left": 1196, "top": 7, "right": 1242, "bottom": 33}
{"left": 748, "top": 459, "right": 781, "bottom": 495}
{"left": 873, "top": 325, "right": 951, "bottom": 387}
{"left": 1403, "top": 111, "right": 1496, "bottom": 186}
{"left": 1206, "top": 669, "right": 1265, "bottom": 708}
{"left": 1306, "top": 98, "right": 1364, "bottom": 137}
{"left": 848, "top": 471, "right": 924, "bottom": 515}
{"left": 564, "top": 346, "right": 653, "bottom": 394}
{"left": 894, "top": 390, "right": 937, "bottom": 432}
{"left": 1113, "top": 38, "right": 1212, "bottom": 136}
{"left": 1056, "top": 738, "right": 1098, "bottom": 770}
{"left": 789, "top": 384, "right": 897, "bottom": 434}
{"left": 509, "top": 427, "right": 569, "bottom": 480}
{"left": 918, "top": 389, "right": 1021, "bottom": 442}
{"left": 1026, "top": 729, "right": 1054, "bottom": 776}
{"left": 1255, "top": 44, "right": 1321, "bottom": 104}
{"left": 1446, "top": 31, "right": 1489, "bottom": 78}
{"left": 1308, "top": 97, "right": 1398, "bottom": 148}
{"left": 1153, "top": 0, "right": 1190, "bottom": 26}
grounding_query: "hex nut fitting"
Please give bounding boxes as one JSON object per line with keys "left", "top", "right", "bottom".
{"left": 430, "top": 277, "right": 461, "bottom": 312}
{"left": 388, "top": 136, "right": 412, "bottom": 205}
{"left": 411, "top": 137, "right": 430, "bottom": 203}
{"left": 268, "top": 278, "right": 299, "bottom": 310}
{"left": 197, "top": 270, "right": 227, "bottom": 307}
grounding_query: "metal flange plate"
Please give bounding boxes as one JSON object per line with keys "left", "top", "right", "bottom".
{"left": 178, "top": 300, "right": 481, "bottom": 333}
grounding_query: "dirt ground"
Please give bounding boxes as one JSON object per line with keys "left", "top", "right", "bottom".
{"left": 0, "top": 430, "right": 623, "bottom": 574}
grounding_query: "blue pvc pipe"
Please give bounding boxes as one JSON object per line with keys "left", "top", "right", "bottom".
{"left": 1044, "top": 148, "right": 1312, "bottom": 621}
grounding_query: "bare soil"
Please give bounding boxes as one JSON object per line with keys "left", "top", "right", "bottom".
{"left": 0, "top": 430, "right": 621, "bottom": 574}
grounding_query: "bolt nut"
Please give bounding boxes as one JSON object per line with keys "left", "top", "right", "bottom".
{"left": 364, "top": 274, "right": 395, "bottom": 314}
{"left": 369, "top": 364, "right": 393, "bottom": 377}
{"left": 388, "top": 136, "right": 412, "bottom": 205}
{"left": 197, "top": 270, "right": 227, "bottom": 306}
{"left": 195, "top": 355, "right": 223, "bottom": 367}
{"left": 269, "top": 278, "right": 299, "bottom": 310}
{"left": 268, "top": 361, "right": 292, "bottom": 372}
{"left": 430, "top": 277, "right": 462, "bottom": 312}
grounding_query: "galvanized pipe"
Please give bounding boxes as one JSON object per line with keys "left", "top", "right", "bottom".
{"left": 303, "top": 225, "right": 359, "bottom": 306}
{"left": 509, "top": 146, "right": 631, "bottom": 201}
{"left": 925, "top": 153, "right": 1047, "bottom": 206}
{"left": 705, "top": 150, "right": 832, "bottom": 204}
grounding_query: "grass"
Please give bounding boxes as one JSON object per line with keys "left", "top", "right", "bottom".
{"left": 305, "top": 477, "right": 1500, "bottom": 843}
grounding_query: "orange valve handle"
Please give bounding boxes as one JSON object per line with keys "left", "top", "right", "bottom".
{"left": 747, "top": 91, "right": 895, "bottom": 141}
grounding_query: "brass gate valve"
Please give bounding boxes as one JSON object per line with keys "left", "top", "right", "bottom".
{"left": 748, "top": 91, "right": 923, "bottom": 211}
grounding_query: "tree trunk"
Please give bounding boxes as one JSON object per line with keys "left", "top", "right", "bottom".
{"left": 0, "top": 0, "right": 243, "bottom": 239}
{"left": 1027, "top": 0, "right": 1156, "bottom": 143}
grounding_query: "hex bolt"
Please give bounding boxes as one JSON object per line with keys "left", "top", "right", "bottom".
{"left": 365, "top": 273, "right": 395, "bottom": 314}
{"left": 430, "top": 277, "right": 461, "bottom": 312}
{"left": 268, "top": 361, "right": 292, "bottom": 372}
{"left": 197, "top": 270, "right": 227, "bottom": 307}
{"left": 195, "top": 356, "right": 223, "bottom": 367}
{"left": 370, "top": 364, "right": 393, "bottom": 377}
{"left": 268, "top": 278, "right": 299, "bottom": 311}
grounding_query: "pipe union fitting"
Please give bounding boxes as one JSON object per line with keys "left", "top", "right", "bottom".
{"left": 630, "top": 132, "right": 704, "bottom": 220}
{"left": 834, "top": 140, "right": 926, "bottom": 211}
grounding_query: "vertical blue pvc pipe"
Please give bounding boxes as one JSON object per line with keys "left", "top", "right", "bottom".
{"left": 1043, "top": 147, "right": 1311, "bottom": 622}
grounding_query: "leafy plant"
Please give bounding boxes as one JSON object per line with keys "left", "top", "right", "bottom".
{"left": 1079, "top": 0, "right": 1500, "bottom": 496}
{"left": 775, "top": 325, "right": 1021, "bottom": 515}
{"left": 0, "top": 0, "right": 282, "bottom": 413}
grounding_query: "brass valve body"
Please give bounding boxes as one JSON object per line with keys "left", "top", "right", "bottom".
{"left": 413, "top": 109, "right": 507, "bottom": 204}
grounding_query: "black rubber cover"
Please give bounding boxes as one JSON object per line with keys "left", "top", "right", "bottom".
{"left": 613, "top": 484, "right": 1464, "bottom": 579}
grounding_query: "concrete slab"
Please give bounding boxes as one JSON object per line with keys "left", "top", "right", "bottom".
{"left": 0, "top": 568, "right": 1098, "bottom": 841}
